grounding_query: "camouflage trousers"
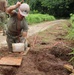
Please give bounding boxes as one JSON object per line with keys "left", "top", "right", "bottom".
{"left": 0, "top": 23, "right": 7, "bottom": 35}
{"left": 6, "top": 33, "right": 28, "bottom": 52}
{"left": 0, "top": 12, "right": 7, "bottom": 35}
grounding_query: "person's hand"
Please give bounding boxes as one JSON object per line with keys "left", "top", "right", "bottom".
{"left": 16, "top": 2, "right": 21, "bottom": 8}
{"left": 20, "top": 37, "right": 26, "bottom": 43}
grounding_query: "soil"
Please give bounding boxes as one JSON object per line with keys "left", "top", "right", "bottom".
{"left": 0, "top": 20, "right": 74, "bottom": 75}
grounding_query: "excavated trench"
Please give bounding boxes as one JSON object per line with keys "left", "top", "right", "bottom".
{"left": 0, "top": 43, "right": 73, "bottom": 75}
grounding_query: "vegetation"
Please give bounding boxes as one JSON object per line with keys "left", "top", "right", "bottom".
{"left": 8, "top": 0, "right": 74, "bottom": 18}
{"left": 66, "top": 14, "right": 74, "bottom": 40}
{"left": 28, "top": 0, "right": 74, "bottom": 17}
{"left": 26, "top": 14, "right": 55, "bottom": 25}
{"left": 69, "top": 48, "right": 74, "bottom": 65}
{"left": 65, "top": 14, "right": 74, "bottom": 63}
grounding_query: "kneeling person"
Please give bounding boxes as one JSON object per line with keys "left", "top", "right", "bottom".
{"left": 6, "top": 2, "right": 30, "bottom": 52}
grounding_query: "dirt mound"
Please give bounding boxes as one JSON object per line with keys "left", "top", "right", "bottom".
{"left": 50, "top": 43, "right": 72, "bottom": 61}
{"left": 15, "top": 47, "right": 71, "bottom": 75}
{"left": 0, "top": 45, "right": 71, "bottom": 75}
{"left": 32, "top": 51, "right": 66, "bottom": 71}
{"left": 0, "top": 66, "right": 17, "bottom": 75}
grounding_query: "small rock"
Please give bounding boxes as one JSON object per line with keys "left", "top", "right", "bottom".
{"left": 72, "top": 69, "right": 74, "bottom": 73}
{"left": 70, "top": 73, "right": 74, "bottom": 75}
{"left": 0, "top": 74, "right": 3, "bottom": 75}
{"left": 64, "top": 64, "right": 73, "bottom": 72}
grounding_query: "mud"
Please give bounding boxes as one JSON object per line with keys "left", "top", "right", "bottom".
{"left": 0, "top": 20, "right": 73, "bottom": 75}
{"left": 0, "top": 43, "right": 72, "bottom": 75}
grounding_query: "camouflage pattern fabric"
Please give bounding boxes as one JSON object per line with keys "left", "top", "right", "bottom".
{"left": 6, "top": 11, "right": 28, "bottom": 51}
{"left": 0, "top": 0, "right": 8, "bottom": 35}
{"left": 0, "top": 0, "right": 8, "bottom": 12}
{"left": 6, "top": 35, "right": 27, "bottom": 52}
{"left": 0, "top": 11, "right": 7, "bottom": 35}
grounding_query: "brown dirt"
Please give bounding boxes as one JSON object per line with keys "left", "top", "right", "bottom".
{"left": 0, "top": 20, "right": 73, "bottom": 75}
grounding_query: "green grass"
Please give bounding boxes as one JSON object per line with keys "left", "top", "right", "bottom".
{"left": 66, "top": 14, "right": 74, "bottom": 40}
{"left": 69, "top": 48, "right": 74, "bottom": 66}
{"left": 66, "top": 13, "right": 74, "bottom": 64}
{"left": 26, "top": 14, "right": 55, "bottom": 25}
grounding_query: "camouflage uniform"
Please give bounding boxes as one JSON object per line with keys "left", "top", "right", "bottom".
{"left": 0, "top": 10, "right": 7, "bottom": 35}
{"left": 6, "top": 11, "right": 28, "bottom": 51}
{"left": 0, "top": 0, "right": 7, "bottom": 35}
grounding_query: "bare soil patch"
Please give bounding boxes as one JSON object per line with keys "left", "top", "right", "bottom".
{"left": 0, "top": 20, "right": 73, "bottom": 75}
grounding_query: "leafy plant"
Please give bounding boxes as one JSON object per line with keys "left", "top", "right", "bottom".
{"left": 66, "top": 14, "right": 74, "bottom": 40}
{"left": 69, "top": 48, "right": 74, "bottom": 65}
{"left": 26, "top": 14, "right": 55, "bottom": 25}
{"left": 66, "top": 14, "right": 74, "bottom": 65}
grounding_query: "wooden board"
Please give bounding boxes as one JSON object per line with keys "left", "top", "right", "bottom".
{"left": 0, "top": 56, "right": 23, "bottom": 66}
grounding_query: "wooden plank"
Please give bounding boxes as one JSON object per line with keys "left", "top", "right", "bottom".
{"left": 0, "top": 56, "right": 23, "bottom": 66}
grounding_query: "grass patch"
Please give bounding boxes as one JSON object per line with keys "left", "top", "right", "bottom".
{"left": 66, "top": 14, "right": 74, "bottom": 40}
{"left": 65, "top": 13, "right": 74, "bottom": 65}
{"left": 26, "top": 14, "right": 55, "bottom": 25}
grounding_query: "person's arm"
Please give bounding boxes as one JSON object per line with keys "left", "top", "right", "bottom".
{"left": 6, "top": 2, "right": 21, "bottom": 15}
{"left": 22, "top": 19, "right": 29, "bottom": 38}
{"left": 22, "top": 32, "right": 27, "bottom": 38}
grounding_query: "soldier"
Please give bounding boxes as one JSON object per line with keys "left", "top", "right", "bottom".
{"left": 0, "top": 0, "right": 8, "bottom": 35}
{"left": 6, "top": 2, "right": 30, "bottom": 52}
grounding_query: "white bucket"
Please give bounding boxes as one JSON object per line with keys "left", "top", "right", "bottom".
{"left": 12, "top": 43, "right": 24, "bottom": 52}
